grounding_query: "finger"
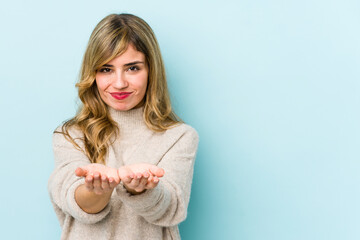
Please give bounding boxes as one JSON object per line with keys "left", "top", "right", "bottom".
{"left": 145, "top": 175, "right": 153, "bottom": 187}
{"left": 149, "top": 166, "right": 165, "bottom": 178}
{"left": 122, "top": 175, "right": 133, "bottom": 184}
{"left": 93, "top": 172, "right": 102, "bottom": 194}
{"left": 85, "top": 175, "right": 94, "bottom": 191}
{"left": 75, "top": 167, "right": 88, "bottom": 177}
{"left": 101, "top": 174, "right": 110, "bottom": 191}
{"left": 113, "top": 174, "right": 121, "bottom": 184}
{"left": 109, "top": 177, "right": 118, "bottom": 188}
{"left": 142, "top": 171, "right": 150, "bottom": 178}
{"left": 152, "top": 176, "right": 159, "bottom": 184}
{"left": 146, "top": 175, "right": 159, "bottom": 184}
{"left": 145, "top": 176, "right": 159, "bottom": 189}
{"left": 135, "top": 174, "right": 149, "bottom": 192}
{"left": 147, "top": 174, "right": 153, "bottom": 182}
{"left": 128, "top": 173, "right": 141, "bottom": 188}
{"left": 118, "top": 167, "right": 134, "bottom": 183}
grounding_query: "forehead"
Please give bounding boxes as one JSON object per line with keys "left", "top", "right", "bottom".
{"left": 107, "top": 44, "right": 146, "bottom": 65}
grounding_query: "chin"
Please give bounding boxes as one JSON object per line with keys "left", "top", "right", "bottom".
{"left": 110, "top": 104, "right": 135, "bottom": 111}
{"left": 112, "top": 106, "right": 131, "bottom": 111}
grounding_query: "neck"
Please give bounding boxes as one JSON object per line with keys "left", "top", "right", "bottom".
{"left": 108, "top": 106, "right": 147, "bottom": 134}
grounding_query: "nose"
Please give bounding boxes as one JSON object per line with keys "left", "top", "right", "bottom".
{"left": 112, "top": 71, "right": 128, "bottom": 89}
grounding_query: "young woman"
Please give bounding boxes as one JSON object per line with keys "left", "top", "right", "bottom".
{"left": 48, "top": 13, "right": 198, "bottom": 240}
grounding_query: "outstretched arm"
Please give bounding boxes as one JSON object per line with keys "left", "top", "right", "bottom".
{"left": 114, "top": 126, "right": 199, "bottom": 227}
{"left": 74, "top": 164, "right": 120, "bottom": 214}
{"left": 48, "top": 128, "right": 114, "bottom": 224}
{"left": 74, "top": 163, "right": 164, "bottom": 213}
{"left": 118, "top": 164, "right": 165, "bottom": 194}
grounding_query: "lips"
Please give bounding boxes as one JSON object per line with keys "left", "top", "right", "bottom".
{"left": 110, "top": 92, "right": 132, "bottom": 100}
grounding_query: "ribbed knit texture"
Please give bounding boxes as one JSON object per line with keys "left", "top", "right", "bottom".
{"left": 48, "top": 107, "right": 199, "bottom": 240}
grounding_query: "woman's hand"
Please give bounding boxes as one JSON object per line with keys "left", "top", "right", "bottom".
{"left": 75, "top": 163, "right": 121, "bottom": 195}
{"left": 118, "top": 163, "right": 165, "bottom": 195}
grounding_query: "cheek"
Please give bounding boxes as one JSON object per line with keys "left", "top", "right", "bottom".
{"left": 95, "top": 76, "right": 108, "bottom": 92}
{"left": 135, "top": 80, "right": 148, "bottom": 97}
{"left": 136, "top": 73, "right": 148, "bottom": 93}
{"left": 139, "top": 78, "right": 148, "bottom": 92}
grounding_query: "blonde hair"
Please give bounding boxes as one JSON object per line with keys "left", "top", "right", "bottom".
{"left": 56, "top": 13, "right": 181, "bottom": 164}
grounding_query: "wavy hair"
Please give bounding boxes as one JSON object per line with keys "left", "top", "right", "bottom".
{"left": 56, "top": 13, "right": 181, "bottom": 164}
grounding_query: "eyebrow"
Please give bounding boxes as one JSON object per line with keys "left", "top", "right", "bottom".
{"left": 124, "top": 61, "right": 145, "bottom": 67}
{"left": 102, "top": 61, "right": 145, "bottom": 67}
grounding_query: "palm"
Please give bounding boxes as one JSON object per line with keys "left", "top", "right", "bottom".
{"left": 117, "top": 163, "right": 164, "bottom": 194}
{"left": 76, "top": 163, "right": 120, "bottom": 183}
{"left": 122, "top": 163, "right": 164, "bottom": 177}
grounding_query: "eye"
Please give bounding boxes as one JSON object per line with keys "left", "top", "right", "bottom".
{"left": 98, "top": 67, "right": 112, "bottom": 73}
{"left": 128, "top": 66, "right": 139, "bottom": 72}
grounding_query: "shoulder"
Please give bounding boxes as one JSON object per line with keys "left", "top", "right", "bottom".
{"left": 163, "top": 121, "right": 197, "bottom": 135}
{"left": 170, "top": 123, "right": 198, "bottom": 137}
{"left": 162, "top": 123, "right": 199, "bottom": 145}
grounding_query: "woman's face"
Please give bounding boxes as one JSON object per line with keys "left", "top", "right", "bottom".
{"left": 95, "top": 44, "right": 148, "bottom": 111}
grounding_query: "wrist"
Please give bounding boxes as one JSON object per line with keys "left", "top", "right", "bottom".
{"left": 75, "top": 184, "right": 113, "bottom": 213}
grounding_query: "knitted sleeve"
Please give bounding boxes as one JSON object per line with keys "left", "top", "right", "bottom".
{"left": 115, "top": 125, "right": 199, "bottom": 227}
{"left": 48, "top": 126, "right": 111, "bottom": 225}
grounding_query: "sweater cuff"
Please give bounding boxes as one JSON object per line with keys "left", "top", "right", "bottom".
{"left": 66, "top": 177, "right": 111, "bottom": 224}
{"left": 115, "top": 181, "right": 167, "bottom": 213}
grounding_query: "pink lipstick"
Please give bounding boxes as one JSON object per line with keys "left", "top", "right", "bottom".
{"left": 110, "top": 92, "right": 132, "bottom": 100}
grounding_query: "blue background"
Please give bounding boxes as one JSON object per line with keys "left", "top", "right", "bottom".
{"left": 0, "top": 0, "right": 359, "bottom": 239}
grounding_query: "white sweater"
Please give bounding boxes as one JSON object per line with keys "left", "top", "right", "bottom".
{"left": 48, "top": 107, "right": 199, "bottom": 240}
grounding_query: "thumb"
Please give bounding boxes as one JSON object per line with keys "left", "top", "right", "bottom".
{"left": 149, "top": 166, "right": 165, "bottom": 178}
{"left": 75, "top": 167, "right": 87, "bottom": 177}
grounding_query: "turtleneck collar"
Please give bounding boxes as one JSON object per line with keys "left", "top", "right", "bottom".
{"left": 108, "top": 106, "right": 147, "bottom": 133}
